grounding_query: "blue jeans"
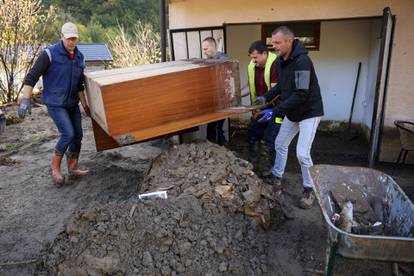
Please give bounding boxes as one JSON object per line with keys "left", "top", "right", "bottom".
{"left": 47, "top": 105, "right": 83, "bottom": 155}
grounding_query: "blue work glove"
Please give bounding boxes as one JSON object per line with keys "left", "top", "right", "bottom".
{"left": 255, "top": 96, "right": 266, "bottom": 105}
{"left": 257, "top": 109, "right": 273, "bottom": 123}
{"left": 18, "top": 97, "right": 31, "bottom": 119}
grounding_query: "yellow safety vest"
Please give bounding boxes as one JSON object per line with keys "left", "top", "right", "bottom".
{"left": 248, "top": 51, "right": 277, "bottom": 105}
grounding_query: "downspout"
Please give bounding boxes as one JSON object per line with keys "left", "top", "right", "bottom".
{"left": 159, "top": 0, "right": 167, "bottom": 62}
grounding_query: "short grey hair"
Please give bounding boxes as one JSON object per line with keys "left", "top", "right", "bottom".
{"left": 272, "top": 26, "right": 295, "bottom": 38}
{"left": 202, "top": 36, "right": 217, "bottom": 47}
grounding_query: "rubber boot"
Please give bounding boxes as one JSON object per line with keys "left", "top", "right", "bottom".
{"left": 248, "top": 142, "right": 259, "bottom": 162}
{"left": 268, "top": 145, "right": 276, "bottom": 162}
{"left": 67, "top": 153, "right": 89, "bottom": 177}
{"left": 51, "top": 154, "right": 65, "bottom": 185}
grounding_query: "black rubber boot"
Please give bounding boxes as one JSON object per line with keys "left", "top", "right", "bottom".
{"left": 248, "top": 142, "right": 258, "bottom": 162}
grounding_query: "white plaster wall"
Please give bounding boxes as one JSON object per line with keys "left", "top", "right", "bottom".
{"left": 226, "top": 24, "right": 261, "bottom": 119}
{"left": 310, "top": 19, "right": 381, "bottom": 125}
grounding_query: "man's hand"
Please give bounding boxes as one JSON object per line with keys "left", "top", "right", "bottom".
{"left": 255, "top": 96, "right": 266, "bottom": 105}
{"left": 82, "top": 105, "right": 91, "bottom": 117}
{"left": 251, "top": 109, "right": 262, "bottom": 120}
{"left": 18, "top": 97, "right": 31, "bottom": 119}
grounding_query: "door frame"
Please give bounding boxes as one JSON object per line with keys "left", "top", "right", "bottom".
{"left": 369, "top": 7, "right": 395, "bottom": 167}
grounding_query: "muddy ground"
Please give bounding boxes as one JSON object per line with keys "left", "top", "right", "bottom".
{"left": 0, "top": 104, "right": 413, "bottom": 275}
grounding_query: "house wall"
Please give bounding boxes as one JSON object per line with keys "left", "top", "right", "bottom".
{"left": 310, "top": 19, "right": 381, "bottom": 126}
{"left": 168, "top": 0, "right": 414, "bottom": 162}
{"left": 226, "top": 24, "right": 261, "bottom": 118}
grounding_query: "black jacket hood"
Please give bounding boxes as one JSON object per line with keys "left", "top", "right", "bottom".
{"left": 288, "top": 39, "right": 308, "bottom": 60}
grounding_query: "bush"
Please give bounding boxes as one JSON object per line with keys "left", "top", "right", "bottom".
{"left": 108, "top": 21, "right": 161, "bottom": 68}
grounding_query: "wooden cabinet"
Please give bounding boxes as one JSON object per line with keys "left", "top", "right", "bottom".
{"left": 84, "top": 59, "right": 248, "bottom": 151}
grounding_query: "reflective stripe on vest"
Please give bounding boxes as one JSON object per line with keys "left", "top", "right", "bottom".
{"left": 248, "top": 51, "right": 277, "bottom": 104}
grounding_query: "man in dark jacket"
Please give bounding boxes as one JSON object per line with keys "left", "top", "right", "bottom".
{"left": 260, "top": 26, "right": 324, "bottom": 209}
{"left": 18, "top": 22, "right": 90, "bottom": 186}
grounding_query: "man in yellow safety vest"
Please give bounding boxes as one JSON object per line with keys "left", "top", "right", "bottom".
{"left": 245, "top": 40, "right": 282, "bottom": 162}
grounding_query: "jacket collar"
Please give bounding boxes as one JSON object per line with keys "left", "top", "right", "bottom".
{"left": 57, "top": 40, "right": 80, "bottom": 59}
{"left": 285, "top": 39, "right": 308, "bottom": 62}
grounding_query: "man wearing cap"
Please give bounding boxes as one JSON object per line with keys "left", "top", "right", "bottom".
{"left": 18, "top": 22, "right": 90, "bottom": 186}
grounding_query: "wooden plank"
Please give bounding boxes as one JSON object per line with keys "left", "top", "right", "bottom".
{"left": 112, "top": 109, "right": 247, "bottom": 145}
{"left": 91, "top": 118, "right": 120, "bottom": 151}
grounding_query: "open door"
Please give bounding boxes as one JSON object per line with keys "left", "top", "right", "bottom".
{"left": 368, "top": 7, "right": 394, "bottom": 168}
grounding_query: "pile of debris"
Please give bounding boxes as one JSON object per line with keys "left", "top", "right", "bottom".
{"left": 143, "top": 142, "right": 279, "bottom": 226}
{"left": 39, "top": 142, "right": 282, "bottom": 275}
{"left": 329, "top": 182, "right": 387, "bottom": 235}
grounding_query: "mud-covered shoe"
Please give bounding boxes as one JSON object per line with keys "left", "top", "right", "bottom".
{"left": 66, "top": 152, "right": 90, "bottom": 177}
{"left": 262, "top": 170, "right": 282, "bottom": 187}
{"left": 51, "top": 154, "right": 65, "bottom": 186}
{"left": 262, "top": 169, "right": 273, "bottom": 178}
{"left": 271, "top": 176, "right": 282, "bottom": 187}
{"left": 299, "top": 187, "right": 315, "bottom": 209}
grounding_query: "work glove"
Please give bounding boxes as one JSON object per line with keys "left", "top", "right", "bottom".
{"left": 255, "top": 96, "right": 266, "bottom": 105}
{"left": 82, "top": 105, "right": 91, "bottom": 117}
{"left": 257, "top": 109, "right": 273, "bottom": 123}
{"left": 18, "top": 97, "right": 31, "bottom": 119}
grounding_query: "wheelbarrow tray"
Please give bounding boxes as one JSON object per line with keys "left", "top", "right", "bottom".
{"left": 312, "top": 165, "right": 414, "bottom": 262}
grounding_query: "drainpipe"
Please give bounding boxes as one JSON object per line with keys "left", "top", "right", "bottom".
{"left": 159, "top": 0, "right": 167, "bottom": 62}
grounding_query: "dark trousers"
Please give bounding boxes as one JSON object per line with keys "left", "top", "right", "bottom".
{"left": 248, "top": 118, "right": 281, "bottom": 149}
{"left": 47, "top": 105, "right": 83, "bottom": 155}
{"left": 207, "top": 119, "right": 226, "bottom": 145}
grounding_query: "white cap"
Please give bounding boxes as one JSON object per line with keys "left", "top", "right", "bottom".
{"left": 61, "top": 22, "right": 78, "bottom": 39}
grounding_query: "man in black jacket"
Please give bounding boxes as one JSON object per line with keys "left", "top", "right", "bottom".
{"left": 260, "top": 26, "right": 324, "bottom": 209}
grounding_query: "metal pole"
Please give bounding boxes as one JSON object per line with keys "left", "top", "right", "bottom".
{"left": 159, "top": 0, "right": 167, "bottom": 62}
{"left": 348, "top": 62, "right": 361, "bottom": 130}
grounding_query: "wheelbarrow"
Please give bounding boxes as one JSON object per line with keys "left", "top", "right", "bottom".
{"left": 312, "top": 165, "right": 414, "bottom": 276}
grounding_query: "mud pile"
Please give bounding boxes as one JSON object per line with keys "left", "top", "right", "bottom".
{"left": 39, "top": 142, "right": 282, "bottom": 275}
{"left": 143, "top": 142, "right": 280, "bottom": 226}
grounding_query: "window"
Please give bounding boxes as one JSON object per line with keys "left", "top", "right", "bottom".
{"left": 261, "top": 21, "right": 321, "bottom": 51}
{"left": 169, "top": 27, "right": 226, "bottom": 60}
